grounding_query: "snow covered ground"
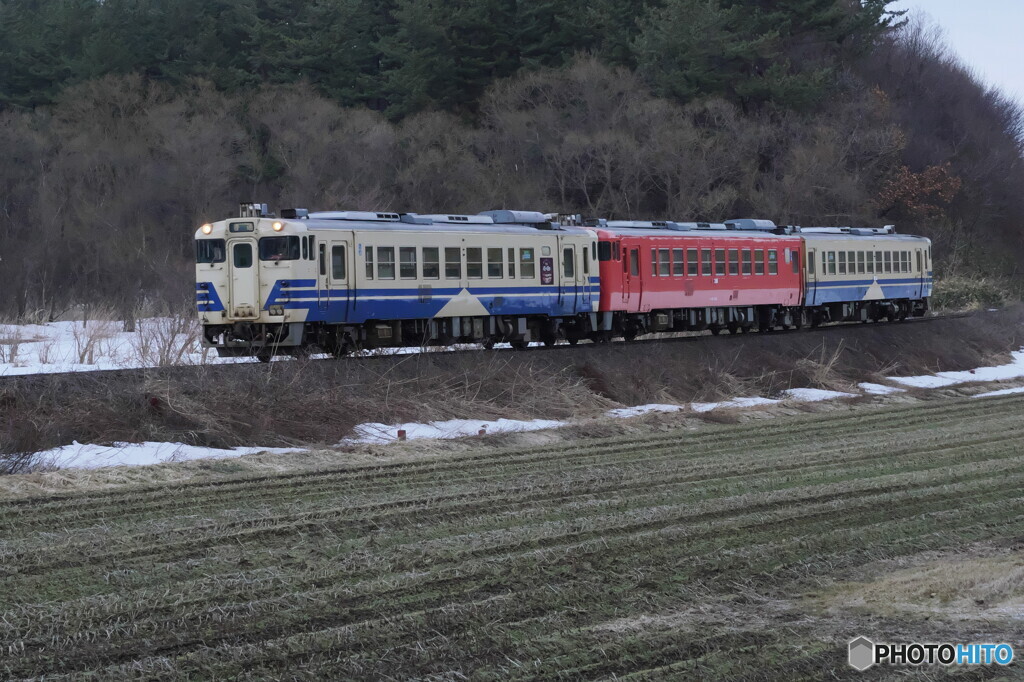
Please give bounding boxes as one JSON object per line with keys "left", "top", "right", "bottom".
{"left": 5, "top": 318, "right": 1024, "bottom": 469}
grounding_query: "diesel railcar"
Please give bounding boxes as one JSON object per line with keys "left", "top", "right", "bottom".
{"left": 196, "top": 205, "right": 598, "bottom": 358}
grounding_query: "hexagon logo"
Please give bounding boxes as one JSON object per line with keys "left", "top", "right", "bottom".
{"left": 849, "top": 636, "right": 875, "bottom": 671}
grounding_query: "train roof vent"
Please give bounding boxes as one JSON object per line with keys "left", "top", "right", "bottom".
{"left": 724, "top": 218, "right": 777, "bottom": 231}
{"left": 280, "top": 208, "right": 309, "bottom": 219}
{"left": 690, "top": 222, "right": 728, "bottom": 230}
{"left": 849, "top": 226, "right": 897, "bottom": 236}
{"left": 606, "top": 220, "right": 669, "bottom": 229}
{"left": 399, "top": 214, "right": 433, "bottom": 225}
{"left": 417, "top": 214, "right": 496, "bottom": 225}
{"left": 479, "top": 210, "right": 549, "bottom": 225}
{"left": 799, "top": 227, "right": 850, "bottom": 234}
{"left": 308, "top": 211, "right": 401, "bottom": 222}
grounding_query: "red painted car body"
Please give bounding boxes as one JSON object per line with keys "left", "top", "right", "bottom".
{"left": 594, "top": 227, "right": 803, "bottom": 313}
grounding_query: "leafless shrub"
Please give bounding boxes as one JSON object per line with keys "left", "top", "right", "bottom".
{"left": 70, "top": 320, "right": 118, "bottom": 365}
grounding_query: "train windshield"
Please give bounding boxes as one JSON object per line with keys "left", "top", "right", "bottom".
{"left": 195, "top": 239, "right": 226, "bottom": 264}
{"left": 259, "top": 236, "right": 301, "bottom": 261}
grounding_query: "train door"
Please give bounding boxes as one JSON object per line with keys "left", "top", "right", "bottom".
{"left": 622, "top": 244, "right": 639, "bottom": 308}
{"left": 559, "top": 241, "right": 578, "bottom": 312}
{"left": 328, "top": 240, "right": 351, "bottom": 319}
{"left": 317, "top": 243, "right": 330, "bottom": 313}
{"left": 805, "top": 248, "right": 817, "bottom": 305}
{"left": 581, "top": 241, "right": 593, "bottom": 307}
{"left": 915, "top": 248, "right": 924, "bottom": 298}
{"left": 228, "top": 238, "right": 259, "bottom": 319}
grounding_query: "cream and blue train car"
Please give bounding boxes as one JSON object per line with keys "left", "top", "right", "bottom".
{"left": 798, "top": 226, "right": 932, "bottom": 324}
{"left": 196, "top": 205, "right": 599, "bottom": 358}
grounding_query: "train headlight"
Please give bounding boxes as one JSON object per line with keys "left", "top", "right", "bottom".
{"left": 272, "top": 221, "right": 284, "bottom": 231}
{"left": 201, "top": 223, "right": 213, "bottom": 235}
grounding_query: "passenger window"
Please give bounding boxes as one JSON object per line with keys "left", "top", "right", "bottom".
{"left": 673, "top": 249, "right": 684, "bottom": 276}
{"left": 755, "top": 249, "right": 765, "bottom": 275}
{"left": 659, "top": 248, "right": 670, "bottom": 276}
{"left": 838, "top": 252, "right": 846, "bottom": 275}
{"left": 630, "top": 249, "right": 639, "bottom": 277}
{"left": 598, "top": 241, "right": 612, "bottom": 261}
{"left": 563, "top": 248, "right": 575, "bottom": 278}
{"left": 768, "top": 250, "right": 778, "bottom": 275}
{"left": 807, "top": 250, "right": 814, "bottom": 275}
{"left": 728, "top": 249, "right": 739, "bottom": 276}
{"left": 741, "top": 249, "right": 752, "bottom": 275}
{"left": 488, "top": 248, "right": 503, "bottom": 278}
{"left": 827, "top": 251, "right": 836, "bottom": 275}
{"left": 319, "top": 244, "right": 326, "bottom": 276}
{"left": 520, "top": 247, "right": 536, "bottom": 278}
{"left": 332, "top": 245, "right": 345, "bottom": 279}
{"left": 466, "top": 247, "right": 483, "bottom": 279}
{"left": 715, "top": 249, "right": 726, "bottom": 276}
{"left": 399, "top": 247, "right": 417, "bottom": 279}
{"left": 857, "top": 251, "right": 865, "bottom": 274}
{"left": 883, "top": 251, "right": 892, "bottom": 274}
{"left": 875, "top": 251, "right": 883, "bottom": 274}
{"left": 308, "top": 236, "right": 315, "bottom": 260}
{"left": 365, "top": 246, "right": 374, "bottom": 279}
{"left": 701, "top": 249, "right": 712, "bottom": 276}
{"left": 377, "top": 246, "right": 395, "bottom": 280}
{"left": 687, "top": 248, "right": 699, "bottom": 276}
{"left": 916, "top": 251, "right": 922, "bottom": 272}
{"left": 508, "top": 247, "right": 516, "bottom": 278}
{"left": 423, "top": 247, "right": 439, "bottom": 279}
{"left": 792, "top": 251, "right": 799, "bottom": 274}
{"left": 583, "top": 246, "right": 590, "bottom": 275}
{"left": 849, "top": 252, "right": 856, "bottom": 272}
{"left": 445, "top": 247, "right": 462, "bottom": 279}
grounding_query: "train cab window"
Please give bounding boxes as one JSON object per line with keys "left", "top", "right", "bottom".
{"left": 673, "top": 248, "right": 684, "bottom": 276}
{"left": 687, "top": 248, "right": 699, "bottom": 276}
{"left": 308, "top": 236, "right": 315, "bottom": 260}
{"left": 563, "top": 248, "right": 575, "bottom": 278}
{"left": 838, "top": 252, "right": 846, "bottom": 275}
{"left": 332, "top": 245, "right": 346, "bottom": 279}
{"left": 827, "top": 251, "right": 836, "bottom": 275}
{"left": 488, "top": 248, "right": 504, "bottom": 278}
{"left": 365, "top": 247, "right": 374, "bottom": 279}
{"left": 377, "top": 246, "right": 395, "bottom": 279}
{"left": 445, "top": 247, "right": 461, "bottom": 279}
{"left": 926, "top": 248, "right": 931, "bottom": 269}
{"left": 583, "top": 247, "right": 590, "bottom": 275}
{"left": 319, "top": 244, "right": 326, "bottom": 276}
{"left": 598, "top": 241, "right": 613, "bottom": 261}
{"left": 768, "top": 250, "right": 778, "bottom": 275}
{"left": 301, "top": 236, "right": 308, "bottom": 260}
{"left": 466, "top": 248, "right": 483, "bottom": 279}
{"left": 629, "top": 249, "right": 639, "bottom": 276}
{"left": 741, "top": 249, "right": 752, "bottom": 276}
{"left": 507, "top": 248, "right": 516, "bottom": 278}
{"left": 728, "top": 249, "right": 739, "bottom": 276}
{"left": 196, "top": 239, "right": 226, "bottom": 264}
{"left": 591, "top": 242, "right": 597, "bottom": 264}
{"left": 715, "top": 249, "right": 726, "bottom": 276}
{"left": 423, "top": 247, "right": 440, "bottom": 279}
{"left": 400, "top": 247, "right": 417, "bottom": 279}
{"left": 233, "top": 243, "right": 253, "bottom": 268}
{"left": 258, "top": 236, "right": 300, "bottom": 261}
{"left": 659, "top": 248, "right": 671, "bottom": 276}
{"left": 701, "top": 249, "right": 712, "bottom": 276}
{"left": 520, "top": 247, "right": 536, "bottom": 278}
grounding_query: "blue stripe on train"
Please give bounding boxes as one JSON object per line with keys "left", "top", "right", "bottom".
{"left": 290, "top": 294, "right": 594, "bottom": 323}
{"left": 805, "top": 279, "right": 932, "bottom": 306}
{"left": 195, "top": 282, "right": 225, "bottom": 312}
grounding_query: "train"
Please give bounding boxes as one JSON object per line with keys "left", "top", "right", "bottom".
{"left": 195, "top": 204, "right": 933, "bottom": 359}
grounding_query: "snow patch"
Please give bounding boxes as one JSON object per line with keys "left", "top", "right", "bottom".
{"left": 858, "top": 382, "right": 905, "bottom": 395}
{"left": 972, "top": 386, "right": 1024, "bottom": 399}
{"left": 691, "top": 396, "right": 780, "bottom": 413}
{"left": 782, "top": 388, "right": 857, "bottom": 402}
{"left": 36, "top": 441, "right": 301, "bottom": 470}
{"left": 889, "top": 350, "right": 1024, "bottom": 388}
{"left": 343, "top": 417, "right": 567, "bottom": 444}
{"left": 605, "top": 404, "right": 683, "bottom": 418}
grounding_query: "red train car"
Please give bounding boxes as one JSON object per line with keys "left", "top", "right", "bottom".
{"left": 593, "top": 220, "right": 804, "bottom": 338}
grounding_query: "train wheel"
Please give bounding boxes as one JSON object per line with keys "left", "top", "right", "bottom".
{"left": 483, "top": 340, "right": 495, "bottom": 350}
{"left": 727, "top": 322, "right": 740, "bottom": 335}
{"left": 567, "top": 337, "right": 579, "bottom": 346}
{"left": 709, "top": 325, "right": 722, "bottom": 336}
{"left": 510, "top": 339, "right": 528, "bottom": 351}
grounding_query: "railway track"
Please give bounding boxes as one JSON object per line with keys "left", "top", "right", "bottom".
{"left": 0, "top": 310, "right": 980, "bottom": 387}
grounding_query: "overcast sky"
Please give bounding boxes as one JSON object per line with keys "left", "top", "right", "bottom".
{"left": 887, "top": 0, "right": 1024, "bottom": 105}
